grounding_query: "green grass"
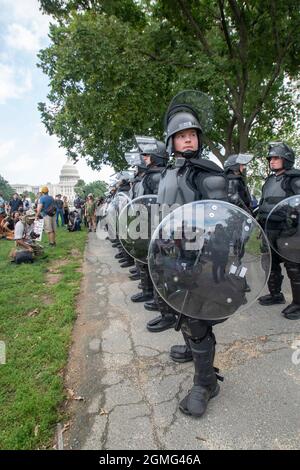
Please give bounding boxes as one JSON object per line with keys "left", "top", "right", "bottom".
{"left": 0, "top": 228, "right": 87, "bottom": 449}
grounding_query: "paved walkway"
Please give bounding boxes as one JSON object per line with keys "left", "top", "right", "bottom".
{"left": 64, "top": 234, "right": 300, "bottom": 450}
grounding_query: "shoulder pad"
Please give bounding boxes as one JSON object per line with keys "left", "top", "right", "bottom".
{"left": 189, "top": 158, "right": 224, "bottom": 174}
{"left": 285, "top": 169, "right": 300, "bottom": 177}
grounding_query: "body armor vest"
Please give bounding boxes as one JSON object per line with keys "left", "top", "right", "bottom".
{"left": 227, "top": 174, "right": 252, "bottom": 211}
{"left": 258, "top": 174, "right": 289, "bottom": 224}
{"left": 129, "top": 177, "right": 142, "bottom": 199}
{"left": 157, "top": 166, "right": 196, "bottom": 205}
{"left": 137, "top": 167, "right": 165, "bottom": 197}
{"left": 157, "top": 158, "right": 226, "bottom": 205}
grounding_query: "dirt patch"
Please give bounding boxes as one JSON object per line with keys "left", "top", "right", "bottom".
{"left": 41, "top": 294, "right": 54, "bottom": 306}
{"left": 46, "top": 259, "right": 69, "bottom": 284}
{"left": 70, "top": 249, "right": 80, "bottom": 258}
{"left": 215, "top": 336, "right": 271, "bottom": 371}
{"left": 47, "top": 273, "right": 62, "bottom": 285}
{"left": 48, "top": 259, "right": 69, "bottom": 272}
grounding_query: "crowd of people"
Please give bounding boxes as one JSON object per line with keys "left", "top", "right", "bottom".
{"left": 0, "top": 187, "right": 104, "bottom": 262}
{"left": 97, "top": 90, "right": 300, "bottom": 421}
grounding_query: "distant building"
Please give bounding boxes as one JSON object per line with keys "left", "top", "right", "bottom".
{"left": 12, "top": 160, "right": 80, "bottom": 202}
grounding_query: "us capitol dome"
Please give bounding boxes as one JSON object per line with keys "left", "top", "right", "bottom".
{"left": 12, "top": 159, "right": 81, "bottom": 203}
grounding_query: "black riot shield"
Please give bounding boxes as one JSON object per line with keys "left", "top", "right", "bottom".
{"left": 118, "top": 195, "right": 159, "bottom": 264}
{"left": 265, "top": 195, "right": 300, "bottom": 263}
{"left": 148, "top": 200, "right": 271, "bottom": 320}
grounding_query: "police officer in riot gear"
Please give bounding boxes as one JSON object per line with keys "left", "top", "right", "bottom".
{"left": 258, "top": 142, "right": 300, "bottom": 320}
{"left": 152, "top": 92, "right": 228, "bottom": 416}
{"left": 113, "top": 173, "right": 135, "bottom": 268}
{"left": 224, "top": 153, "right": 253, "bottom": 212}
{"left": 131, "top": 138, "right": 169, "bottom": 305}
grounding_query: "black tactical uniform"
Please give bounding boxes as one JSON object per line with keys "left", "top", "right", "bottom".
{"left": 153, "top": 98, "right": 228, "bottom": 417}
{"left": 224, "top": 153, "right": 253, "bottom": 212}
{"left": 131, "top": 139, "right": 169, "bottom": 309}
{"left": 257, "top": 142, "right": 300, "bottom": 320}
{"left": 114, "top": 176, "right": 135, "bottom": 268}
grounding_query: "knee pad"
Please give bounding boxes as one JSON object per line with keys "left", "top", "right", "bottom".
{"left": 181, "top": 317, "right": 211, "bottom": 342}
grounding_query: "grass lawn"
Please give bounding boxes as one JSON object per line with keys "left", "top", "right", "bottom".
{"left": 0, "top": 228, "right": 87, "bottom": 449}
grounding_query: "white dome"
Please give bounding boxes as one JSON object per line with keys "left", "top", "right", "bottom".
{"left": 59, "top": 162, "right": 80, "bottom": 179}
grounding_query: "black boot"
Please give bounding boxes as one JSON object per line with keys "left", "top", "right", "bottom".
{"left": 146, "top": 313, "right": 177, "bottom": 332}
{"left": 170, "top": 331, "right": 193, "bottom": 363}
{"left": 120, "top": 260, "right": 135, "bottom": 268}
{"left": 115, "top": 252, "right": 124, "bottom": 259}
{"left": 129, "top": 267, "right": 137, "bottom": 274}
{"left": 131, "top": 292, "right": 153, "bottom": 302}
{"left": 258, "top": 293, "right": 285, "bottom": 305}
{"left": 129, "top": 272, "right": 140, "bottom": 281}
{"left": 179, "top": 333, "right": 220, "bottom": 417}
{"left": 282, "top": 276, "right": 300, "bottom": 320}
{"left": 258, "top": 272, "right": 285, "bottom": 305}
{"left": 144, "top": 300, "right": 159, "bottom": 311}
{"left": 282, "top": 303, "right": 300, "bottom": 320}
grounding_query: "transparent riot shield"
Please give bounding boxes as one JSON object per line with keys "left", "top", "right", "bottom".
{"left": 119, "top": 195, "right": 159, "bottom": 264}
{"left": 100, "top": 192, "right": 131, "bottom": 240}
{"left": 164, "top": 90, "right": 214, "bottom": 133}
{"left": 148, "top": 200, "right": 271, "bottom": 320}
{"left": 265, "top": 195, "right": 300, "bottom": 263}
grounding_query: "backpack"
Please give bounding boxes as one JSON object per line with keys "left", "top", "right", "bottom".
{"left": 46, "top": 204, "right": 56, "bottom": 217}
{"left": 15, "top": 251, "right": 34, "bottom": 264}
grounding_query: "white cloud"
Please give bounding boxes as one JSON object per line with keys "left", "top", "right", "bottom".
{"left": 1, "top": 127, "right": 113, "bottom": 186}
{"left": 1, "top": 0, "right": 50, "bottom": 32}
{"left": 0, "top": 63, "right": 32, "bottom": 103}
{"left": 1, "top": 0, "right": 51, "bottom": 54}
{"left": 0, "top": 139, "right": 15, "bottom": 158}
{"left": 6, "top": 23, "right": 41, "bottom": 52}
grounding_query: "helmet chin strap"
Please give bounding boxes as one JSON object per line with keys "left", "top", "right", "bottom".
{"left": 176, "top": 149, "right": 201, "bottom": 159}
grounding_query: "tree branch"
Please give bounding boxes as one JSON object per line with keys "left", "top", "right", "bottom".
{"left": 176, "top": 0, "right": 238, "bottom": 108}
{"left": 245, "top": 36, "right": 294, "bottom": 131}
{"left": 139, "top": 50, "right": 195, "bottom": 68}
{"left": 202, "top": 135, "right": 224, "bottom": 161}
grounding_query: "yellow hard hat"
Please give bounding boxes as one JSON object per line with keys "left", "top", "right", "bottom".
{"left": 41, "top": 186, "right": 49, "bottom": 194}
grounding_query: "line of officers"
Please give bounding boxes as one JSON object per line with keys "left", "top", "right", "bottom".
{"left": 101, "top": 102, "right": 300, "bottom": 418}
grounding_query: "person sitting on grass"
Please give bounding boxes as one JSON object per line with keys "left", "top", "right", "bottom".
{"left": 10, "top": 210, "right": 44, "bottom": 263}
{"left": 68, "top": 210, "right": 81, "bottom": 232}
{"left": 0, "top": 211, "right": 20, "bottom": 240}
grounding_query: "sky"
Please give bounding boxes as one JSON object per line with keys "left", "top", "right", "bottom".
{"left": 0, "top": 0, "right": 113, "bottom": 186}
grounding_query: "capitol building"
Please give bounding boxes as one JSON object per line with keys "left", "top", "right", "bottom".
{"left": 12, "top": 160, "right": 80, "bottom": 202}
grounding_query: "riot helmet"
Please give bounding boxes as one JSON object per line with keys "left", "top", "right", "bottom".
{"left": 125, "top": 151, "right": 147, "bottom": 172}
{"left": 165, "top": 108, "right": 202, "bottom": 158}
{"left": 135, "top": 136, "right": 168, "bottom": 167}
{"left": 164, "top": 90, "right": 214, "bottom": 159}
{"left": 267, "top": 142, "right": 295, "bottom": 170}
{"left": 224, "top": 153, "right": 254, "bottom": 174}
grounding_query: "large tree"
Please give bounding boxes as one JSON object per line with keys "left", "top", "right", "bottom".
{"left": 74, "top": 179, "right": 107, "bottom": 198}
{"left": 0, "top": 175, "right": 14, "bottom": 201}
{"left": 38, "top": 0, "right": 300, "bottom": 169}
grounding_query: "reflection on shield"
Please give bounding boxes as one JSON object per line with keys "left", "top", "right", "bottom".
{"left": 106, "top": 192, "right": 131, "bottom": 239}
{"left": 119, "top": 195, "right": 159, "bottom": 264}
{"left": 265, "top": 195, "right": 300, "bottom": 263}
{"left": 148, "top": 200, "right": 271, "bottom": 320}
